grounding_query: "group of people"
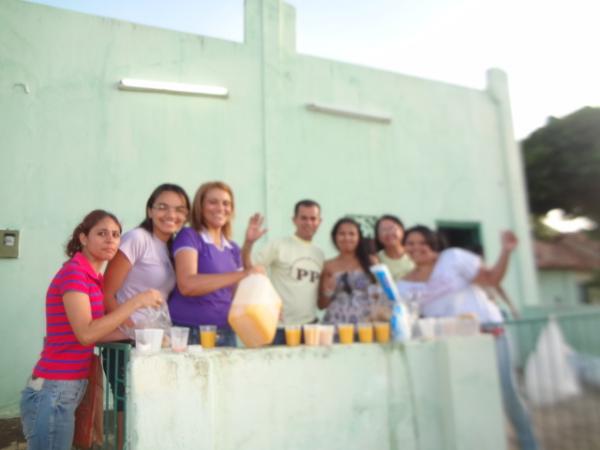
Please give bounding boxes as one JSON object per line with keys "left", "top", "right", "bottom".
{"left": 20, "top": 180, "right": 537, "bottom": 450}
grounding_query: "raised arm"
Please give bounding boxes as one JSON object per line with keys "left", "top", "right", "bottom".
{"left": 241, "top": 213, "right": 267, "bottom": 269}
{"left": 473, "top": 231, "right": 518, "bottom": 286}
{"left": 64, "top": 289, "right": 163, "bottom": 346}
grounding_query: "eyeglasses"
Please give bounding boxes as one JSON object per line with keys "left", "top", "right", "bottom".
{"left": 152, "top": 203, "right": 189, "bottom": 215}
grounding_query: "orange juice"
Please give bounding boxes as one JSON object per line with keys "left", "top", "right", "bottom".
{"left": 228, "top": 274, "right": 282, "bottom": 347}
{"left": 337, "top": 323, "right": 354, "bottom": 344}
{"left": 358, "top": 323, "right": 374, "bottom": 343}
{"left": 374, "top": 322, "right": 390, "bottom": 343}
{"left": 200, "top": 326, "right": 217, "bottom": 348}
{"left": 303, "top": 324, "right": 320, "bottom": 346}
{"left": 285, "top": 326, "right": 301, "bottom": 346}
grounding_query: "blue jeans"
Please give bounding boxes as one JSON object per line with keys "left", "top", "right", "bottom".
{"left": 491, "top": 328, "right": 539, "bottom": 450}
{"left": 20, "top": 377, "right": 88, "bottom": 450}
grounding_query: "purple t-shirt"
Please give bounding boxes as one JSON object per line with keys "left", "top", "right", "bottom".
{"left": 169, "top": 227, "right": 242, "bottom": 327}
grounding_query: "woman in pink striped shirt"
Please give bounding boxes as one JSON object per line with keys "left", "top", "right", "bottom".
{"left": 20, "top": 210, "right": 163, "bottom": 450}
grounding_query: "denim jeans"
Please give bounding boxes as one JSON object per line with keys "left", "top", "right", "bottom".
{"left": 20, "top": 377, "right": 88, "bottom": 450}
{"left": 490, "top": 327, "right": 539, "bottom": 450}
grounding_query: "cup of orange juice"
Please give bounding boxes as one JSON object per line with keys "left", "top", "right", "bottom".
{"left": 285, "top": 325, "right": 301, "bottom": 346}
{"left": 374, "top": 321, "right": 390, "bottom": 343}
{"left": 357, "top": 323, "right": 374, "bottom": 343}
{"left": 199, "top": 325, "right": 217, "bottom": 348}
{"left": 303, "top": 324, "right": 320, "bottom": 346}
{"left": 318, "top": 325, "right": 335, "bottom": 346}
{"left": 337, "top": 323, "right": 355, "bottom": 344}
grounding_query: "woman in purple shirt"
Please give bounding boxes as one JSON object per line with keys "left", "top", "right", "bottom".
{"left": 169, "top": 181, "right": 263, "bottom": 346}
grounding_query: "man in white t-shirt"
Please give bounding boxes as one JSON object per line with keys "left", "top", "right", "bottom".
{"left": 242, "top": 200, "right": 325, "bottom": 344}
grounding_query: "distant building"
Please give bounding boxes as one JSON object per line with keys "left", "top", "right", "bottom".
{"left": 535, "top": 233, "right": 600, "bottom": 306}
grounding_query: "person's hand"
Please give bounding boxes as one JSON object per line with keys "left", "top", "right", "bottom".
{"left": 246, "top": 265, "right": 266, "bottom": 276}
{"left": 501, "top": 231, "right": 518, "bottom": 252}
{"left": 322, "top": 270, "right": 336, "bottom": 294}
{"left": 134, "top": 289, "right": 163, "bottom": 309}
{"left": 245, "top": 213, "right": 267, "bottom": 244}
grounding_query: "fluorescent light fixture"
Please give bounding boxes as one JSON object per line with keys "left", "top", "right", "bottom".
{"left": 118, "top": 78, "right": 228, "bottom": 97}
{"left": 306, "top": 102, "right": 391, "bottom": 124}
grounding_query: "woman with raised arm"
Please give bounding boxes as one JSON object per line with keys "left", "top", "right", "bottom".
{"left": 20, "top": 210, "right": 162, "bottom": 450}
{"left": 169, "top": 181, "right": 263, "bottom": 347}
{"left": 397, "top": 225, "right": 538, "bottom": 450}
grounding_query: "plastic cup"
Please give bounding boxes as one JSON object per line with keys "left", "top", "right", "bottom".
{"left": 170, "top": 327, "right": 190, "bottom": 352}
{"left": 418, "top": 318, "right": 436, "bottom": 339}
{"left": 135, "top": 328, "right": 164, "bottom": 354}
{"left": 437, "top": 317, "right": 457, "bottom": 337}
{"left": 357, "top": 323, "right": 374, "bottom": 343}
{"left": 199, "top": 325, "right": 217, "bottom": 348}
{"left": 374, "top": 322, "right": 390, "bottom": 343}
{"left": 455, "top": 316, "right": 480, "bottom": 336}
{"left": 303, "top": 324, "right": 320, "bottom": 346}
{"left": 337, "top": 323, "right": 355, "bottom": 344}
{"left": 318, "top": 325, "right": 334, "bottom": 346}
{"left": 285, "top": 325, "right": 301, "bottom": 346}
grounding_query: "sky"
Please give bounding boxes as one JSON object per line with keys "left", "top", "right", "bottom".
{"left": 24, "top": 0, "right": 600, "bottom": 140}
{"left": 22, "top": 0, "right": 600, "bottom": 231}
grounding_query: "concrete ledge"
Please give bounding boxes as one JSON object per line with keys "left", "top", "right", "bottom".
{"left": 128, "top": 336, "right": 505, "bottom": 450}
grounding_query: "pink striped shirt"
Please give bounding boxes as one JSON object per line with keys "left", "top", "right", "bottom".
{"left": 33, "top": 252, "right": 104, "bottom": 380}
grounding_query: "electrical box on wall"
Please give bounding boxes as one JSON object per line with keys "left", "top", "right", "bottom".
{"left": 0, "top": 230, "right": 20, "bottom": 258}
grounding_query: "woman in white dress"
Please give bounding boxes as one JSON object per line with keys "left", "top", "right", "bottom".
{"left": 397, "top": 225, "right": 538, "bottom": 450}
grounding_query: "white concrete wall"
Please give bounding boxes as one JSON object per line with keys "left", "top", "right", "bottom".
{"left": 128, "top": 336, "right": 506, "bottom": 450}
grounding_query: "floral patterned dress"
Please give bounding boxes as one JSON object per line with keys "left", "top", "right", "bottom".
{"left": 323, "top": 270, "right": 377, "bottom": 324}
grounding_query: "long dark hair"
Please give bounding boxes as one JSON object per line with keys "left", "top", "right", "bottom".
{"left": 374, "top": 214, "right": 405, "bottom": 251}
{"left": 402, "top": 225, "right": 447, "bottom": 252}
{"left": 140, "top": 183, "right": 190, "bottom": 233}
{"left": 65, "top": 210, "right": 121, "bottom": 257}
{"left": 139, "top": 183, "right": 190, "bottom": 264}
{"left": 331, "top": 217, "right": 375, "bottom": 282}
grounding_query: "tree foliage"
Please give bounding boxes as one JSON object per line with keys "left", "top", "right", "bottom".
{"left": 522, "top": 106, "right": 600, "bottom": 224}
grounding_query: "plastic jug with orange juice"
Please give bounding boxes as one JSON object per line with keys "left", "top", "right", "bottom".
{"left": 228, "top": 273, "right": 282, "bottom": 348}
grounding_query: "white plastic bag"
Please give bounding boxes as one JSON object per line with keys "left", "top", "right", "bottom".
{"left": 119, "top": 303, "right": 172, "bottom": 340}
{"left": 524, "top": 317, "right": 580, "bottom": 406}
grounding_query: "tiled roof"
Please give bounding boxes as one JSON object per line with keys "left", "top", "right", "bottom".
{"left": 535, "top": 233, "right": 600, "bottom": 271}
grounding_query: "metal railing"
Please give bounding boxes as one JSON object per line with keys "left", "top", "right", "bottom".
{"left": 97, "top": 342, "right": 131, "bottom": 450}
{"left": 504, "top": 310, "right": 600, "bottom": 450}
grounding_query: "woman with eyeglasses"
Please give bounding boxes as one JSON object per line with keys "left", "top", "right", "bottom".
{"left": 102, "top": 183, "right": 190, "bottom": 449}
{"left": 104, "top": 183, "right": 191, "bottom": 333}
{"left": 169, "top": 181, "right": 264, "bottom": 347}
{"left": 20, "top": 210, "right": 163, "bottom": 450}
{"left": 374, "top": 214, "right": 414, "bottom": 280}
{"left": 318, "top": 218, "right": 379, "bottom": 325}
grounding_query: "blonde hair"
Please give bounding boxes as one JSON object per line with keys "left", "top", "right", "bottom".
{"left": 190, "top": 181, "right": 235, "bottom": 239}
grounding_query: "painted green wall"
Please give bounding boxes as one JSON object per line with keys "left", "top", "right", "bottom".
{"left": 537, "top": 270, "right": 586, "bottom": 306}
{"left": 0, "top": 0, "right": 539, "bottom": 415}
{"left": 128, "top": 338, "right": 505, "bottom": 450}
